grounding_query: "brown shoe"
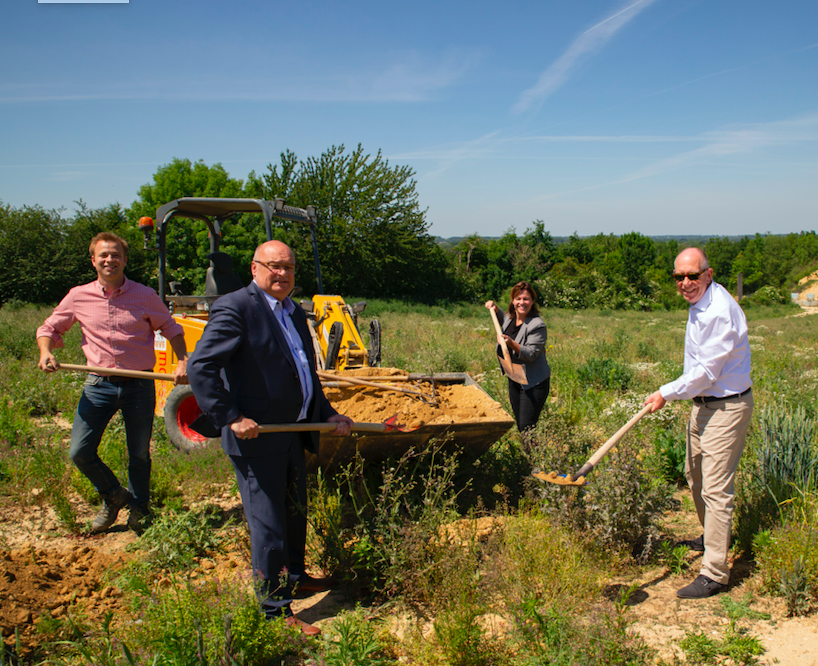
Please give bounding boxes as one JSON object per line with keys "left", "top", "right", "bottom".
{"left": 91, "top": 486, "right": 131, "bottom": 533}
{"left": 285, "top": 615, "right": 321, "bottom": 636}
{"left": 294, "top": 574, "right": 337, "bottom": 597}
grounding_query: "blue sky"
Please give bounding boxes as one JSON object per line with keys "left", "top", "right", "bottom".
{"left": 2, "top": 0, "right": 817, "bottom": 238}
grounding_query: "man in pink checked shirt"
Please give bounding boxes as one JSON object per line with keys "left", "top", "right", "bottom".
{"left": 37, "top": 232, "right": 188, "bottom": 533}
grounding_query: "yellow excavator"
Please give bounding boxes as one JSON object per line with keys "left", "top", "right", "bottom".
{"left": 139, "top": 197, "right": 380, "bottom": 451}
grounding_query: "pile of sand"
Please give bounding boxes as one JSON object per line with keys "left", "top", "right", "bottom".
{"left": 323, "top": 369, "right": 510, "bottom": 428}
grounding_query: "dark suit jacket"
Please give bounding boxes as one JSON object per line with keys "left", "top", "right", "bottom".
{"left": 188, "top": 281, "right": 338, "bottom": 457}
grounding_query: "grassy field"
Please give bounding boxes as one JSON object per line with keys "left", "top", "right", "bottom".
{"left": 1, "top": 298, "right": 816, "bottom": 665}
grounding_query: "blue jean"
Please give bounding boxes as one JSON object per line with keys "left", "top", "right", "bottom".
{"left": 69, "top": 375, "right": 155, "bottom": 505}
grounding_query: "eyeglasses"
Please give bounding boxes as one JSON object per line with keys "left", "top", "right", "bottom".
{"left": 673, "top": 271, "right": 704, "bottom": 282}
{"left": 253, "top": 260, "right": 295, "bottom": 273}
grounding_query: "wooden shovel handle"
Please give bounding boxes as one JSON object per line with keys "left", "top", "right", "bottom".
{"left": 258, "top": 422, "right": 387, "bottom": 433}
{"left": 317, "top": 371, "right": 429, "bottom": 398}
{"left": 488, "top": 307, "right": 512, "bottom": 364}
{"left": 58, "top": 363, "right": 174, "bottom": 381}
{"left": 573, "top": 404, "right": 653, "bottom": 478}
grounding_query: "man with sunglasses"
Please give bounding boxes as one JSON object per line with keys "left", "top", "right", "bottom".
{"left": 645, "top": 247, "right": 752, "bottom": 599}
{"left": 187, "top": 240, "right": 353, "bottom": 635}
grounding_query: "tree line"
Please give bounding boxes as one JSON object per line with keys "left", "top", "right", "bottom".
{"left": 2, "top": 146, "right": 817, "bottom": 310}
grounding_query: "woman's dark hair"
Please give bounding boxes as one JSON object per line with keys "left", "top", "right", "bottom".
{"left": 506, "top": 281, "right": 540, "bottom": 319}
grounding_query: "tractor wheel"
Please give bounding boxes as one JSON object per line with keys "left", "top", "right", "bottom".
{"left": 368, "top": 319, "right": 381, "bottom": 367}
{"left": 163, "top": 385, "right": 218, "bottom": 452}
{"left": 325, "top": 321, "right": 344, "bottom": 370}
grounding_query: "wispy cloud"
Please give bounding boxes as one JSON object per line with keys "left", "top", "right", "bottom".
{"left": 512, "top": 0, "right": 659, "bottom": 115}
{"left": 525, "top": 114, "right": 818, "bottom": 202}
{"left": 394, "top": 130, "right": 505, "bottom": 182}
{"left": 393, "top": 131, "right": 700, "bottom": 162}
{"left": 0, "top": 50, "right": 478, "bottom": 105}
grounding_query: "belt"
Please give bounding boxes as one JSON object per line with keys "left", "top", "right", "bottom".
{"left": 692, "top": 388, "right": 751, "bottom": 405}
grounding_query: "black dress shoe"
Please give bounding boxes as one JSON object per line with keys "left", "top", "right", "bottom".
{"left": 676, "top": 574, "right": 726, "bottom": 599}
{"left": 679, "top": 534, "right": 704, "bottom": 552}
{"left": 293, "top": 574, "right": 337, "bottom": 597}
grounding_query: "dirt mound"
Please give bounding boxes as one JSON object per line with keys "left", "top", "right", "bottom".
{"left": 0, "top": 542, "right": 130, "bottom": 655}
{"left": 325, "top": 369, "right": 511, "bottom": 428}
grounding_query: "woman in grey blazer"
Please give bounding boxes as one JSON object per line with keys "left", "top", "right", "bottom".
{"left": 485, "top": 281, "right": 551, "bottom": 435}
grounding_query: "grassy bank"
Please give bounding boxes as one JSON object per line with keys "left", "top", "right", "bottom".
{"left": 1, "top": 299, "right": 816, "bottom": 665}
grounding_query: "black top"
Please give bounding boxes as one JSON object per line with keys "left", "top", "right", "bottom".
{"left": 497, "top": 318, "right": 523, "bottom": 358}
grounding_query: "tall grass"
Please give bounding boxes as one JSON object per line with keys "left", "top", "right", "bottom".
{"left": 2, "top": 300, "right": 817, "bottom": 663}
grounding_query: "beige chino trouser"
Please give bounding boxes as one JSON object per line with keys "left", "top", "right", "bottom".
{"left": 686, "top": 391, "right": 754, "bottom": 585}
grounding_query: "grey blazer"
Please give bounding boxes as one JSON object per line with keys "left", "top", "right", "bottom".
{"left": 498, "top": 312, "right": 551, "bottom": 389}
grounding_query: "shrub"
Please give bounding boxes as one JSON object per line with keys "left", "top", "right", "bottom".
{"left": 652, "top": 427, "right": 687, "bottom": 486}
{"left": 309, "top": 444, "right": 463, "bottom": 603}
{"left": 754, "top": 488, "right": 818, "bottom": 616}
{"left": 535, "top": 433, "right": 674, "bottom": 560}
{"left": 741, "top": 285, "right": 788, "bottom": 307}
{"left": 491, "top": 514, "right": 599, "bottom": 609}
{"left": 735, "top": 402, "right": 817, "bottom": 554}
{"left": 576, "top": 357, "right": 633, "bottom": 392}
{"left": 308, "top": 607, "right": 394, "bottom": 666}
{"left": 679, "top": 622, "right": 764, "bottom": 665}
{"left": 126, "top": 504, "right": 229, "bottom": 571}
{"left": 120, "top": 574, "right": 301, "bottom": 665}
{"left": 508, "top": 586, "right": 656, "bottom": 665}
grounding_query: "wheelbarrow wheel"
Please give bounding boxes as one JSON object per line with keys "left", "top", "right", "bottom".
{"left": 163, "top": 385, "right": 219, "bottom": 452}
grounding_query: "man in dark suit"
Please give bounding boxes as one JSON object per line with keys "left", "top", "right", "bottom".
{"left": 188, "top": 240, "right": 353, "bottom": 635}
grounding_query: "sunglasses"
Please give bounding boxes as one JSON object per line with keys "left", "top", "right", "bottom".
{"left": 673, "top": 271, "right": 704, "bottom": 282}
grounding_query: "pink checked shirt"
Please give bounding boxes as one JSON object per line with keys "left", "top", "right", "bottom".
{"left": 37, "top": 278, "right": 185, "bottom": 371}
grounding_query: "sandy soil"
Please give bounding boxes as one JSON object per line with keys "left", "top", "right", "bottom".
{"left": 324, "top": 368, "right": 511, "bottom": 427}
{"left": 795, "top": 274, "right": 818, "bottom": 315}
{"left": 2, "top": 489, "right": 816, "bottom": 664}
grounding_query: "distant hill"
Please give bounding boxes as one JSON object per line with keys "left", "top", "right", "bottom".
{"left": 435, "top": 234, "right": 752, "bottom": 248}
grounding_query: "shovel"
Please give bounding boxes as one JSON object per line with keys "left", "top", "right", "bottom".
{"left": 192, "top": 414, "right": 417, "bottom": 437}
{"left": 259, "top": 415, "right": 417, "bottom": 434}
{"left": 488, "top": 308, "right": 528, "bottom": 385}
{"left": 56, "top": 363, "right": 175, "bottom": 381}
{"left": 534, "top": 404, "right": 653, "bottom": 487}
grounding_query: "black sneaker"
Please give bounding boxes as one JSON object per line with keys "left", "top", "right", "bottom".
{"left": 676, "top": 574, "right": 726, "bottom": 599}
{"left": 91, "top": 486, "right": 131, "bottom": 533}
{"left": 679, "top": 534, "right": 705, "bottom": 552}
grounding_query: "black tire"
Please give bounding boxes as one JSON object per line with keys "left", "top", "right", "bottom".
{"left": 163, "top": 385, "right": 219, "bottom": 452}
{"left": 325, "top": 321, "right": 344, "bottom": 370}
{"left": 368, "top": 319, "right": 381, "bottom": 367}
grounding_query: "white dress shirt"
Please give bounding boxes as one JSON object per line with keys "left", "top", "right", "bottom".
{"left": 257, "top": 286, "right": 314, "bottom": 421}
{"left": 660, "top": 281, "right": 752, "bottom": 401}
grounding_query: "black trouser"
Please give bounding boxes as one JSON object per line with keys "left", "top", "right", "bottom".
{"left": 508, "top": 376, "right": 551, "bottom": 435}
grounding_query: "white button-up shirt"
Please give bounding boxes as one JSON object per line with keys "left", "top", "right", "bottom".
{"left": 660, "top": 281, "right": 752, "bottom": 401}
{"left": 257, "top": 287, "right": 314, "bottom": 421}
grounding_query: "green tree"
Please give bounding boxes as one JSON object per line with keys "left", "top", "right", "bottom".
{"left": 732, "top": 235, "right": 766, "bottom": 293}
{"left": 513, "top": 221, "right": 557, "bottom": 284}
{"left": 618, "top": 232, "right": 655, "bottom": 295}
{"left": 126, "top": 159, "right": 253, "bottom": 292}
{"left": 0, "top": 204, "right": 70, "bottom": 305}
{"left": 257, "top": 144, "right": 453, "bottom": 301}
